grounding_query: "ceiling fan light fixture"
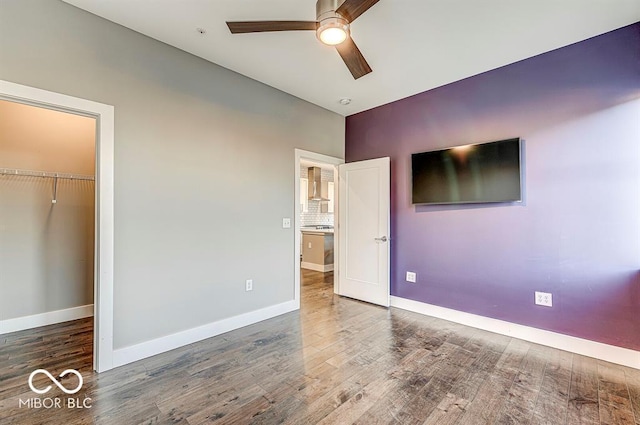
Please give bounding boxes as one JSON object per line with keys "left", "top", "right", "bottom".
{"left": 317, "top": 17, "right": 349, "bottom": 46}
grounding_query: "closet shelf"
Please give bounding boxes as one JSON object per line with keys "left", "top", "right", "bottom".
{"left": 0, "top": 168, "right": 94, "bottom": 181}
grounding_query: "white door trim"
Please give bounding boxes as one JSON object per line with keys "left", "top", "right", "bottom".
{"left": 0, "top": 80, "right": 115, "bottom": 373}
{"left": 294, "top": 149, "right": 344, "bottom": 307}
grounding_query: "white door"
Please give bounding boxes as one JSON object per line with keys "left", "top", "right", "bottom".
{"left": 337, "top": 157, "right": 390, "bottom": 307}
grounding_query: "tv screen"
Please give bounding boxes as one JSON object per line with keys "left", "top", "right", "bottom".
{"left": 412, "top": 138, "right": 522, "bottom": 205}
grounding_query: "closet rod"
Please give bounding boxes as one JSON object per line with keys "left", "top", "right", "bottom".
{"left": 0, "top": 168, "right": 94, "bottom": 181}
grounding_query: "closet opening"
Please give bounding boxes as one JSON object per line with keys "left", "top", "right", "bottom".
{"left": 0, "top": 99, "right": 96, "bottom": 371}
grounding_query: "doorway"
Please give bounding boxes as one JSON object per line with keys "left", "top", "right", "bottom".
{"left": 0, "top": 100, "right": 96, "bottom": 347}
{"left": 295, "top": 150, "right": 391, "bottom": 310}
{"left": 0, "top": 80, "right": 114, "bottom": 372}
{"left": 294, "top": 149, "right": 344, "bottom": 307}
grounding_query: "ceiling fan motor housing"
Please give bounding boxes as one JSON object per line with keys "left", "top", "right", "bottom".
{"left": 316, "top": 0, "right": 346, "bottom": 20}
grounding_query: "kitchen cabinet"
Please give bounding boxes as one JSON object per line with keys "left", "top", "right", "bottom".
{"left": 320, "top": 181, "right": 335, "bottom": 213}
{"left": 328, "top": 182, "right": 334, "bottom": 213}
{"left": 300, "top": 178, "right": 308, "bottom": 213}
{"left": 301, "top": 231, "right": 334, "bottom": 272}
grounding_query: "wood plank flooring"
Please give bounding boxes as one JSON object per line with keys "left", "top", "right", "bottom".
{"left": 1, "top": 269, "right": 639, "bottom": 424}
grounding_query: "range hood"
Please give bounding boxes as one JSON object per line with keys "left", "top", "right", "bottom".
{"left": 307, "top": 167, "right": 329, "bottom": 201}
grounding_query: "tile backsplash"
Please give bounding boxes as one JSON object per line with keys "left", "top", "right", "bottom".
{"left": 301, "top": 166, "right": 334, "bottom": 227}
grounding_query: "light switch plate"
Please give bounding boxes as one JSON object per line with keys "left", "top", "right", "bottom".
{"left": 282, "top": 218, "right": 291, "bottom": 228}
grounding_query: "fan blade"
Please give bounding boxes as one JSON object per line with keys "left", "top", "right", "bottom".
{"left": 335, "top": 37, "right": 372, "bottom": 79}
{"left": 336, "top": 0, "right": 380, "bottom": 22}
{"left": 227, "top": 21, "right": 318, "bottom": 34}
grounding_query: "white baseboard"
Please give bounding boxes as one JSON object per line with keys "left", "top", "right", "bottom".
{"left": 301, "top": 262, "right": 334, "bottom": 272}
{"left": 390, "top": 296, "right": 640, "bottom": 370}
{"left": 112, "top": 300, "right": 298, "bottom": 368}
{"left": 0, "top": 304, "right": 94, "bottom": 335}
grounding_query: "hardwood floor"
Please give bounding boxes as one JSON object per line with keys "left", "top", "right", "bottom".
{"left": 1, "top": 270, "right": 639, "bottom": 424}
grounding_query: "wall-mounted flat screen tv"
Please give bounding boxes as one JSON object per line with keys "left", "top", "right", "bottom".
{"left": 412, "top": 138, "right": 522, "bottom": 205}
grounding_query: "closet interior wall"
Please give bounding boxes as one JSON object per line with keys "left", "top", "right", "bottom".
{"left": 0, "top": 99, "right": 95, "bottom": 329}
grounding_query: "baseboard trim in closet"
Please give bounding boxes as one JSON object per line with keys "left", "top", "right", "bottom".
{"left": 0, "top": 304, "right": 94, "bottom": 335}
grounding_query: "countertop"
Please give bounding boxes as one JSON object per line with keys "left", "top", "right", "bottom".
{"left": 301, "top": 226, "right": 334, "bottom": 235}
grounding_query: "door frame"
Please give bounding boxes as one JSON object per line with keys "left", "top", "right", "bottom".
{"left": 0, "top": 80, "right": 115, "bottom": 372}
{"left": 294, "top": 149, "right": 344, "bottom": 307}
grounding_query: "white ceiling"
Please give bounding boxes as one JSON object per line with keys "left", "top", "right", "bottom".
{"left": 62, "top": 0, "right": 639, "bottom": 116}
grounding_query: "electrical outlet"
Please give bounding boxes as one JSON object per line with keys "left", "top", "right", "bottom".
{"left": 406, "top": 271, "right": 417, "bottom": 283}
{"left": 282, "top": 218, "right": 291, "bottom": 228}
{"left": 535, "top": 291, "right": 552, "bottom": 307}
{"left": 246, "top": 279, "right": 253, "bottom": 292}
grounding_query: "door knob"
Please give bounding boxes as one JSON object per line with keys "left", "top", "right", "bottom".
{"left": 375, "top": 236, "right": 388, "bottom": 242}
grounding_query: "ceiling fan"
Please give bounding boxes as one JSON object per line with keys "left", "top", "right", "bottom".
{"left": 226, "top": 0, "right": 380, "bottom": 80}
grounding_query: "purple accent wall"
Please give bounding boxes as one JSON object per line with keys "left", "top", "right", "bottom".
{"left": 345, "top": 23, "right": 640, "bottom": 351}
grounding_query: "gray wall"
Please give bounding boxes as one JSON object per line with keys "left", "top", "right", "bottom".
{"left": 0, "top": 0, "right": 345, "bottom": 348}
{"left": 0, "top": 100, "right": 95, "bottom": 320}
